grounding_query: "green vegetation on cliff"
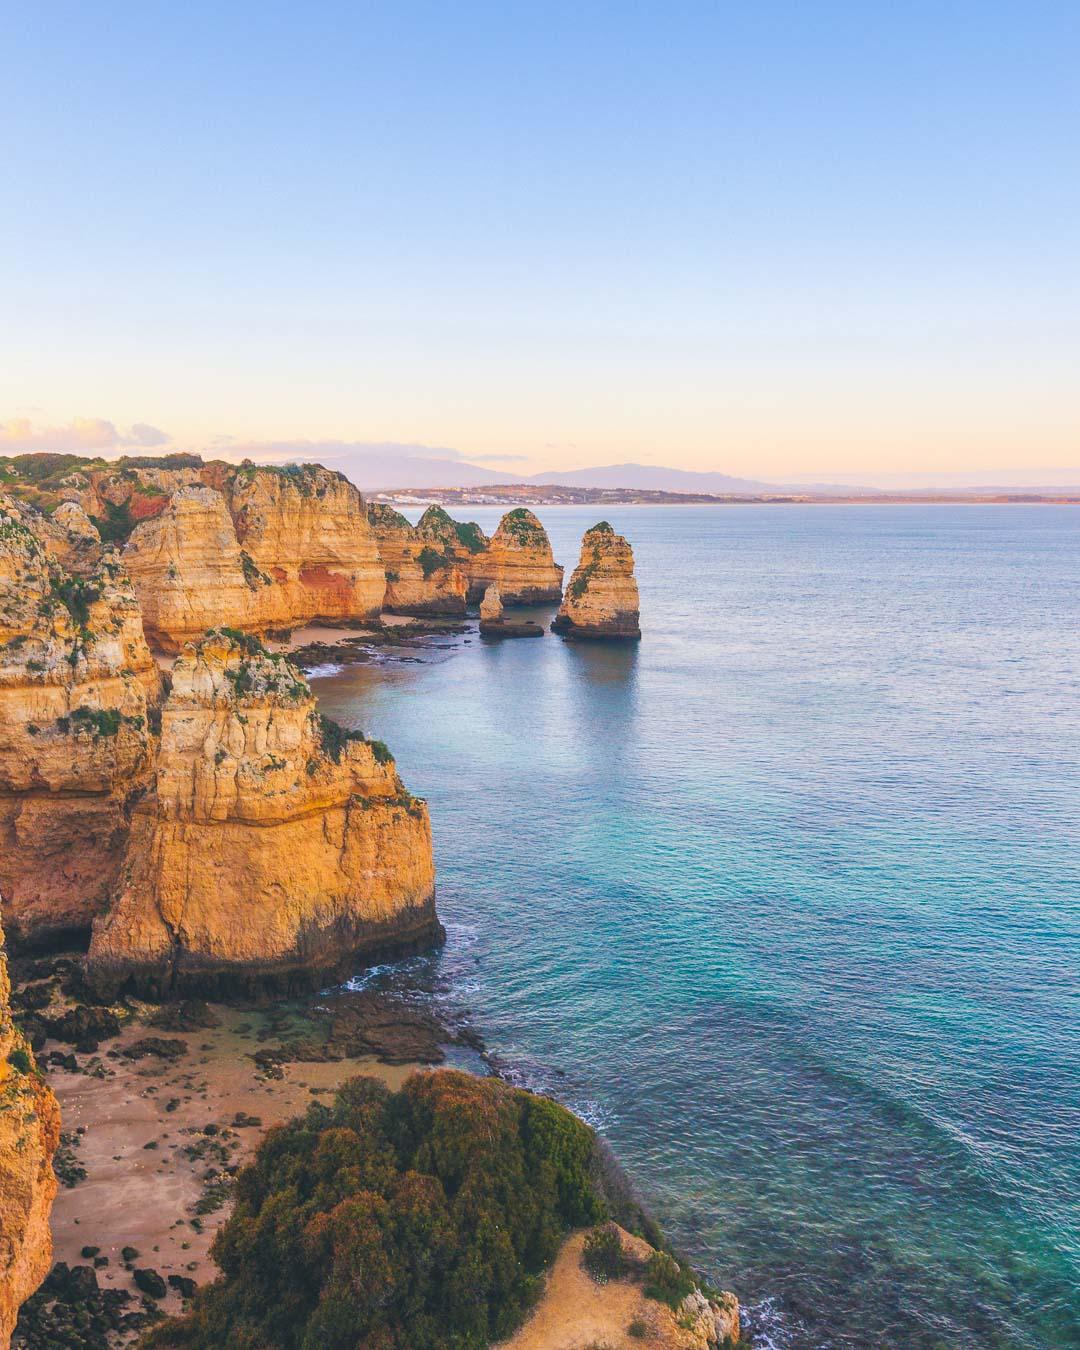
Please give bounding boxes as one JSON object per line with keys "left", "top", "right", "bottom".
{"left": 143, "top": 1071, "right": 607, "bottom": 1350}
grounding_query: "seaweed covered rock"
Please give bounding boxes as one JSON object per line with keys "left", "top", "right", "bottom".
{"left": 85, "top": 631, "right": 439, "bottom": 997}
{"left": 0, "top": 915, "right": 60, "bottom": 1344}
{"left": 552, "top": 522, "right": 641, "bottom": 641}
{"left": 142, "top": 1070, "right": 606, "bottom": 1349}
{"left": 0, "top": 494, "right": 160, "bottom": 946}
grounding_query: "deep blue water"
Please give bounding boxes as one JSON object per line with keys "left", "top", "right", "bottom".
{"left": 314, "top": 505, "right": 1080, "bottom": 1348}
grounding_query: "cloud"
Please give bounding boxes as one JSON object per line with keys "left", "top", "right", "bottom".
{"left": 0, "top": 417, "right": 172, "bottom": 453}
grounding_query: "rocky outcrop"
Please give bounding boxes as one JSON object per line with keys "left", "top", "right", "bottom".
{"left": 124, "top": 468, "right": 385, "bottom": 650}
{"left": 122, "top": 486, "right": 255, "bottom": 652}
{"left": 469, "top": 508, "right": 563, "bottom": 603}
{"left": 499, "top": 1224, "right": 739, "bottom": 1350}
{"left": 479, "top": 585, "right": 543, "bottom": 639}
{"left": 367, "top": 504, "right": 468, "bottom": 615}
{"left": 0, "top": 495, "right": 160, "bottom": 947}
{"left": 0, "top": 915, "right": 60, "bottom": 1345}
{"left": 222, "top": 464, "right": 385, "bottom": 629}
{"left": 369, "top": 504, "right": 562, "bottom": 612}
{"left": 86, "top": 631, "right": 441, "bottom": 997}
{"left": 552, "top": 522, "right": 640, "bottom": 640}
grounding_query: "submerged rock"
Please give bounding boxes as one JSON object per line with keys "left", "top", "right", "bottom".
{"left": 552, "top": 521, "right": 641, "bottom": 640}
{"left": 86, "top": 631, "right": 441, "bottom": 998}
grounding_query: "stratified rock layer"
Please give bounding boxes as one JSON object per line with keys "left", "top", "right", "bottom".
{"left": 86, "top": 632, "right": 440, "bottom": 997}
{"left": 0, "top": 915, "right": 60, "bottom": 1345}
{"left": 123, "top": 466, "right": 385, "bottom": 650}
{"left": 468, "top": 508, "right": 563, "bottom": 603}
{"left": 367, "top": 504, "right": 468, "bottom": 615}
{"left": 0, "top": 495, "right": 160, "bottom": 947}
{"left": 552, "top": 522, "right": 641, "bottom": 640}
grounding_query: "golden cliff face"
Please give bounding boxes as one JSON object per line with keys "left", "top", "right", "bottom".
{"left": 469, "top": 508, "right": 564, "bottom": 604}
{"left": 0, "top": 916, "right": 60, "bottom": 1346}
{"left": 86, "top": 632, "right": 441, "bottom": 998}
{"left": 224, "top": 464, "right": 385, "bottom": 626}
{"left": 552, "top": 522, "right": 641, "bottom": 640}
{"left": 367, "top": 504, "right": 468, "bottom": 615}
{"left": 0, "top": 496, "right": 160, "bottom": 946}
{"left": 123, "top": 467, "right": 385, "bottom": 650}
{"left": 122, "top": 485, "right": 255, "bottom": 652}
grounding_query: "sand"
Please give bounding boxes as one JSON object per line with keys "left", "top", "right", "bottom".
{"left": 45, "top": 1005, "right": 422, "bottom": 1324}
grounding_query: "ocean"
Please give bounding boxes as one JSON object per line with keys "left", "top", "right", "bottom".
{"left": 312, "top": 504, "right": 1080, "bottom": 1348}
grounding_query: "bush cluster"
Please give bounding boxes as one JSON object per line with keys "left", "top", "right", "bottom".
{"left": 144, "top": 1071, "right": 605, "bottom": 1349}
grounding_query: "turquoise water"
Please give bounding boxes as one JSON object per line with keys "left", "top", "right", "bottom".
{"left": 314, "top": 505, "right": 1080, "bottom": 1348}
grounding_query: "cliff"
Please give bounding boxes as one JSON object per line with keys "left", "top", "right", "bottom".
{"left": 470, "top": 508, "right": 563, "bottom": 603}
{"left": 552, "top": 522, "right": 641, "bottom": 640}
{"left": 0, "top": 916, "right": 60, "bottom": 1346}
{"left": 367, "top": 503, "right": 468, "bottom": 615}
{"left": 124, "top": 467, "right": 385, "bottom": 650}
{"left": 86, "top": 631, "right": 440, "bottom": 997}
{"left": 0, "top": 495, "right": 160, "bottom": 947}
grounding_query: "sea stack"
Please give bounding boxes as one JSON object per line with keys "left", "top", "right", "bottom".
{"left": 552, "top": 522, "right": 641, "bottom": 640}
{"left": 0, "top": 914, "right": 60, "bottom": 1344}
{"left": 478, "top": 584, "right": 544, "bottom": 638}
{"left": 0, "top": 494, "right": 160, "bottom": 947}
{"left": 86, "top": 631, "right": 440, "bottom": 998}
{"left": 469, "top": 508, "right": 563, "bottom": 604}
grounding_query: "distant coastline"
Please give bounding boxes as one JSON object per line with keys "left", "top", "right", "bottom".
{"left": 372, "top": 483, "right": 1080, "bottom": 508}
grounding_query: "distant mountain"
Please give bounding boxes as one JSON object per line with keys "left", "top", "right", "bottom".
{"left": 526, "top": 462, "right": 779, "bottom": 493}
{"left": 265, "top": 449, "right": 520, "bottom": 492}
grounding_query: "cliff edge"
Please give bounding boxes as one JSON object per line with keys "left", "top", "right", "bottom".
{"left": 86, "top": 630, "right": 440, "bottom": 997}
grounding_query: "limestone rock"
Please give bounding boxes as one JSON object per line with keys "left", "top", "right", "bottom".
{"left": 552, "top": 522, "right": 640, "bottom": 640}
{"left": 0, "top": 914, "right": 60, "bottom": 1345}
{"left": 470, "top": 508, "right": 564, "bottom": 604}
{"left": 0, "top": 495, "right": 160, "bottom": 946}
{"left": 86, "top": 631, "right": 441, "bottom": 997}
{"left": 479, "top": 584, "right": 503, "bottom": 624}
{"left": 223, "top": 464, "right": 384, "bottom": 628}
{"left": 367, "top": 504, "right": 468, "bottom": 616}
{"left": 123, "top": 486, "right": 254, "bottom": 653}
{"left": 123, "top": 468, "right": 385, "bottom": 649}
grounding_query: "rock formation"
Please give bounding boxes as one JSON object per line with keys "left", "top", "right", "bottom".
{"left": 86, "top": 631, "right": 440, "bottom": 997}
{"left": 552, "top": 522, "right": 641, "bottom": 640}
{"left": 478, "top": 585, "right": 544, "bottom": 639}
{"left": 469, "top": 508, "right": 563, "bottom": 603}
{"left": 367, "top": 504, "right": 468, "bottom": 615}
{"left": 124, "top": 467, "right": 385, "bottom": 650}
{"left": 121, "top": 486, "right": 256, "bottom": 652}
{"left": 0, "top": 914, "right": 60, "bottom": 1345}
{"left": 369, "top": 503, "right": 562, "bottom": 611}
{"left": 0, "top": 495, "right": 160, "bottom": 947}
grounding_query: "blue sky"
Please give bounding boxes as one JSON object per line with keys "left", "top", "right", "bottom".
{"left": 3, "top": 1, "right": 1078, "bottom": 477}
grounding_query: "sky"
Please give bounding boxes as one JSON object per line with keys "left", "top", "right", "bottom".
{"left": 3, "top": 1, "right": 1078, "bottom": 482}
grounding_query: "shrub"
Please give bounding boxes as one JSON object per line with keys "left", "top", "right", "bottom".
{"left": 417, "top": 546, "right": 450, "bottom": 578}
{"left": 8, "top": 1046, "right": 32, "bottom": 1075}
{"left": 642, "top": 1251, "right": 696, "bottom": 1310}
{"left": 143, "top": 1071, "right": 606, "bottom": 1350}
{"left": 582, "top": 1224, "right": 623, "bottom": 1282}
{"left": 317, "top": 714, "right": 366, "bottom": 764}
{"left": 628, "top": 1320, "right": 649, "bottom": 1339}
